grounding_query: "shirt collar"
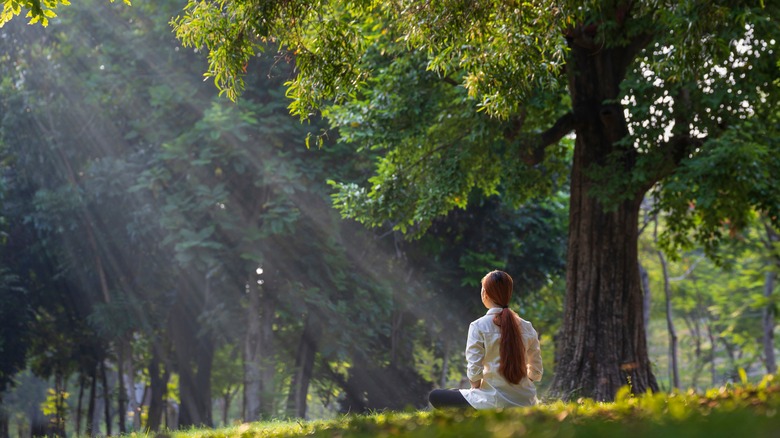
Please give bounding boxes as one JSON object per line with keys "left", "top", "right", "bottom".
{"left": 486, "top": 307, "right": 504, "bottom": 315}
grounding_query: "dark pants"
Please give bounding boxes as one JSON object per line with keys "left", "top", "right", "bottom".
{"left": 428, "top": 389, "right": 473, "bottom": 409}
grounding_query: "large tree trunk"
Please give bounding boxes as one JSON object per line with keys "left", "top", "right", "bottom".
{"left": 549, "top": 40, "right": 658, "bottom": 401}
{"left": 286, "top": 313, "right": 320, "bottom": 418}
{"left": 763, "top": 270, "right": 777, "bottom": 374}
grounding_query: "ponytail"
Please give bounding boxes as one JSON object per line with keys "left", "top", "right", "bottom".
{"left": 482, "top": 270, "right": 526, "bottom": 384}
{"left": 493, "top": 309, "right": 526, "bottom": 384}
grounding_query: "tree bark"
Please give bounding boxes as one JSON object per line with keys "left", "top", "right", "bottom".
{"left": 286, "top": 313, "right": 320, "bottom": 418}
{"left": 763, "top": 270, "right": 777, "bottom": 374}
{"left": 549, "top": 38, "right": 658, "bottom": 401}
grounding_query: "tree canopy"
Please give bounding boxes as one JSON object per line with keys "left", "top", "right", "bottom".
{"left": 2, "top": 0, "right": 778, "bottom": 415}
{"left": 0, "top": 0, "right": 129, "bottom": 27}
{"left": 173, "top": 0, "right": 780, "bottom": 400}
{"left": 0, "top": 1, "right": 570, "bottom": 433}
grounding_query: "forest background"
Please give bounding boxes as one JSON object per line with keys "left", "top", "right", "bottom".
{"left": 0, "top": 1, "right": 778, "bottom": 437}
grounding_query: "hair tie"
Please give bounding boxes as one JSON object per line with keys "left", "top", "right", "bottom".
{"left": 501, "top": 305, "right": 508, "bottom": 309}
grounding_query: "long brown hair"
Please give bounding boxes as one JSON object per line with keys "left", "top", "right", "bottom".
{"left": 482, "top": 270, "right": 526, "bottom": 384}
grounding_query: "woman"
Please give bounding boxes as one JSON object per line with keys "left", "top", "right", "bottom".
{"left": 429, "top": 270, "right": 543, "bottom": 409}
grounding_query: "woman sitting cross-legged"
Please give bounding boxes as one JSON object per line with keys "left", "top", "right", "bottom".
{"left": 429, "top": 270, "right": 543, "bottom": 409}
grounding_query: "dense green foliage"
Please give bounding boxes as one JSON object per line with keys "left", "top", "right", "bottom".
{"left": 1, "top": 0, "right": 779, "bottom": 435}
{"left": 172, "top": 0, "right": 780, "bottom": 248}
{"left": 0, "top": 0, "right": 128, "bottom": 27}
{"left": 168, "top": 378, "right": 780, "bottom": 438}
{"left": 173, "top": 0, "right": 780, "bottom": 400}
{"left": 0, "top": 0, "right": 569, "bottom": 434}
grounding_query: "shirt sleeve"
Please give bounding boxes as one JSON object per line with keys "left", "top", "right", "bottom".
{"left": 464, "top": 322, "right": 485, "bottom": 382}
{"left": 525, "top": 325, "right": 543, "bottom": 382}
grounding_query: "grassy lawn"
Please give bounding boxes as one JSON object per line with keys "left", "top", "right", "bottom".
{"left": 155, "top": 376, "right": 780, "bottom": 438}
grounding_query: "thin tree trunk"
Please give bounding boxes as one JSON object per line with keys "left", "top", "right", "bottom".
{"left": 763, "top": 270, "right": 777, "bottom": 374}
{"left": 639, "top": 262, "right": 651, "bottom": 335}
{"left": 656, "top": 242, "right": 680, "bottom": 390}
{"left": 762, "top": 219, "right": 779, "bottom": 374}
{"left": 683, "top": 315, "right": 704, "bottom": 389}
{"left": 286, "top": 314, "right": 320, "bottom": 418}
{"left": 243, "top": 278, "right": 262, "bottom": 421}
{"left": 258, "top": 282, "right": 276, "bottom": 419}
{"left": 147, "top": 346, "right": 170, "bottom": 431}
{"left": 222, "top": 391, "right": 231, "bottom": 426}
{"left": 117, "top": 341, "right": 127, "bottom": 434}
{"left": 440, "top": 338, "right": 450, "bottom": 389}
{"left": 53, "top": 374, "right": 66, "bottom": 438}
{"left": 86, "top": 366, "right": 97, "bottom": 437}
{"left": 101, "top": 360, "right": 112, "bottom": 436}
{"left": 720, "top": 338, "right": 739, "bottom": 381}
{"left": 119, "top": 337, "right": 141, "bottom": 431}
{"left": 173, "top": 275, "right": 215, "bottom": 428}
{"left": 194, "top": 331, "right": 214, "bottom": 427}
{"left": 0, "top": 392, "right": 8, "bottom": 438}
{"left": 75, "top": 376, "right": 85, "bottom": 437}
{"left": 706, "top": 322, "right": 718, "bottom": 385}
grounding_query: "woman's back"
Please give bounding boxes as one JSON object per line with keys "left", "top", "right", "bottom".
{"left": 461, "top": 309, "right": 543, "bottom": 408}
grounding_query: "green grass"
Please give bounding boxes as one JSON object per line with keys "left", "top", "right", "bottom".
{"left": 151, "top": 376, "right": 780, "bottom": 438}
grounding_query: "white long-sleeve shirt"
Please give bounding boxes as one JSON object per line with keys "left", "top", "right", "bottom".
{"left": 459, "top": 307, "right": 543, "bottom": 408}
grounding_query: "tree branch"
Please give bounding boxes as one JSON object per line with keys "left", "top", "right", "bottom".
{"left": 442, "top": 76, "right": 460, "bottom": 87}
{"left": 615, "top": 31, "right": 655, "bottom": 78}
{"left": 515, "top": 112, "right": 577, "bottom": 166}
{"left": 644, "top": 133, "right": 705, "bottom": 192}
